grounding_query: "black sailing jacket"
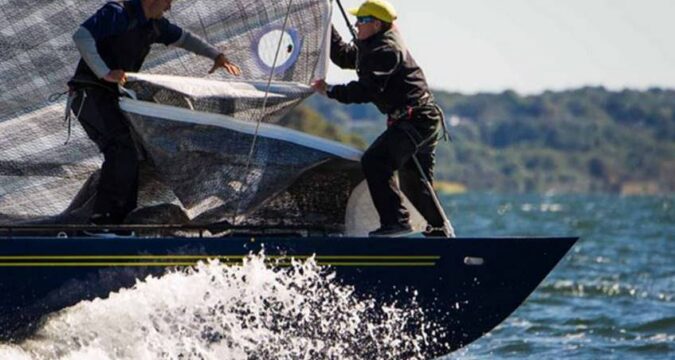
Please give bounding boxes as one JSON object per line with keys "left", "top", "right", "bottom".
{"left": 327, "top": 26, "right": 431, "bottom": 115}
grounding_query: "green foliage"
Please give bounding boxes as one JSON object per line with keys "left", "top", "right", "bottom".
{"left": 299, "top": 87, "right": 675, "bottom": 194}
{"left": 279, "top": 105, "right": 367, "bottom": 150}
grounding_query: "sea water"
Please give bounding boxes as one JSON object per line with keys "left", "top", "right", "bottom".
{"left": 445, "top": 193, "right": 674, "bottom": 360}
{"left": 0, "top": 193, "right": 673, "bottom": 359}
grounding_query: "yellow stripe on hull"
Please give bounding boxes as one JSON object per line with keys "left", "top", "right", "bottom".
{"left": 0, "top": 262, "right": 436, "bottom": 267}
{"left": 0, "top": 254, "right": 440, "bottom": 267}
{"left": 0, "top": 255, "right": 440, "bottom": 260}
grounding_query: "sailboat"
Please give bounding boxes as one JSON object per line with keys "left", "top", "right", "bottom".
{"left": 0, "top": 0, "right": 577, "bottom": 357}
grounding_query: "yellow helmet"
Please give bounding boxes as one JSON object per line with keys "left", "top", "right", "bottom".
{"left": 348, "top": 0, "right": 398, "bottom": 23}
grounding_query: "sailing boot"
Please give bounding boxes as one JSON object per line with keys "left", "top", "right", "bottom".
{"left": 83, "top": 213, "right": 136, "bottom": 238}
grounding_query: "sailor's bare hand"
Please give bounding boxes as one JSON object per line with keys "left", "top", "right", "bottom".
{"left": 103, "top": 70, "right": 127, "bottom": 85}
{"left": 311, "top": 79, "right": 328, "bottom": 96}
{"left": 210, "top": 54, "right": 241, "bottom": 76}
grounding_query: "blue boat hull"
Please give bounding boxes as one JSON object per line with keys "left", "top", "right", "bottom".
{"left": 0, "top": 235, "right": 577, "bottom": 356}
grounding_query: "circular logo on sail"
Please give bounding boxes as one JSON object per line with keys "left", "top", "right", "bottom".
{"left": 254, "top": 27, "right": 302, "bottom": 74}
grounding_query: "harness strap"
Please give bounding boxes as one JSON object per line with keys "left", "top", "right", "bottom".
{"left": 47, "top": 89, "right": 83, "bottom": 145}
{"left": 389, "top": 102, "right": 452, "bottom": 144}
{"left": 63, "top": 90, "right": 88, "bottom": 145}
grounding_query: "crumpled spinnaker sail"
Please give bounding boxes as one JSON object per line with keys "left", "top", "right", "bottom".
{"left": 119, "top": 78, "right": 365, "bottom": 227}
{"left": 0, "top": 0, "right": 341, "bottom": 227}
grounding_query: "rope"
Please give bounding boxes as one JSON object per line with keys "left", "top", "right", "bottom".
{"left": 435, "top": 104, "right": 452, "bottom": 142}
{"left": 49, "top": 89, "right": 86, "bottom": 145}
{"left": 231, "top": 0, "right": 295, "bottom": 225}
{"left": 58, "top": 90, "right": 87, "bottom": 145}
{"left": 48, "top": 90, "right": 69, "bottom": 103}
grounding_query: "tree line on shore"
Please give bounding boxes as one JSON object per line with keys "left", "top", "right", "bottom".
{"left": 281, "top": 87, "right": 675, "bottom": 194}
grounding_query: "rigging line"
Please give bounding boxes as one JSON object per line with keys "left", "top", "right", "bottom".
{"left": 335, "top": 0, "right": 357, "bottom": 40}
{"left": 231, "top": 0, "right": 295, "bottom": 225}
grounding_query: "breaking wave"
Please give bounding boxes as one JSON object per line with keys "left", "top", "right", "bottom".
{"left": 0, "top": 254, "right": 438, "bottom": 360}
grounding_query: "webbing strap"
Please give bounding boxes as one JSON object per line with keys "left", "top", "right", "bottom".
{"left": 54, "top": 90, "right": 88, "bottom": 145}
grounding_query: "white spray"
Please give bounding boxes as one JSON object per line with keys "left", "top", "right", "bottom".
{"left": 0, "top": 254, "right": 441, "bottom": 360}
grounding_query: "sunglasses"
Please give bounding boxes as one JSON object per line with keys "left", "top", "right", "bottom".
{"left": 355, "top": 16, "right": 376, "bottom": 25}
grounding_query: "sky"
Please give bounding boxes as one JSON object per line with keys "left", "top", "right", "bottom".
{"left": 327, "top": 0, "right": 675, "bottom": 94}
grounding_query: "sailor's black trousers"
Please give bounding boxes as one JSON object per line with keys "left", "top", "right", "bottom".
{"left": 70, "top": 87, "right": 139, "bottom": 224}
{"left": 361, "top": 104, "right": 447, "bottom": 234}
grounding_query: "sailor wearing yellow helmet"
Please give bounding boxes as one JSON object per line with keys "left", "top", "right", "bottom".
{"left": 313, "top": 0, "right": 454, "bottom": 237}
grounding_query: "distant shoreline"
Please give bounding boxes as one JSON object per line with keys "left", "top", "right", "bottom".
{"left": 304, "top": 87, "right": 675, "bottom": 195}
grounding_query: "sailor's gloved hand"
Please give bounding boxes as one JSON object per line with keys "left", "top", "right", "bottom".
{"left": 103, "top": 69, "right": 127, "bottom": 85}
{"left": 210, "top": 54, "right": 241, "bottom": 76}
{"left": 311, "top": 79, "right": 329, "bottom": 96}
